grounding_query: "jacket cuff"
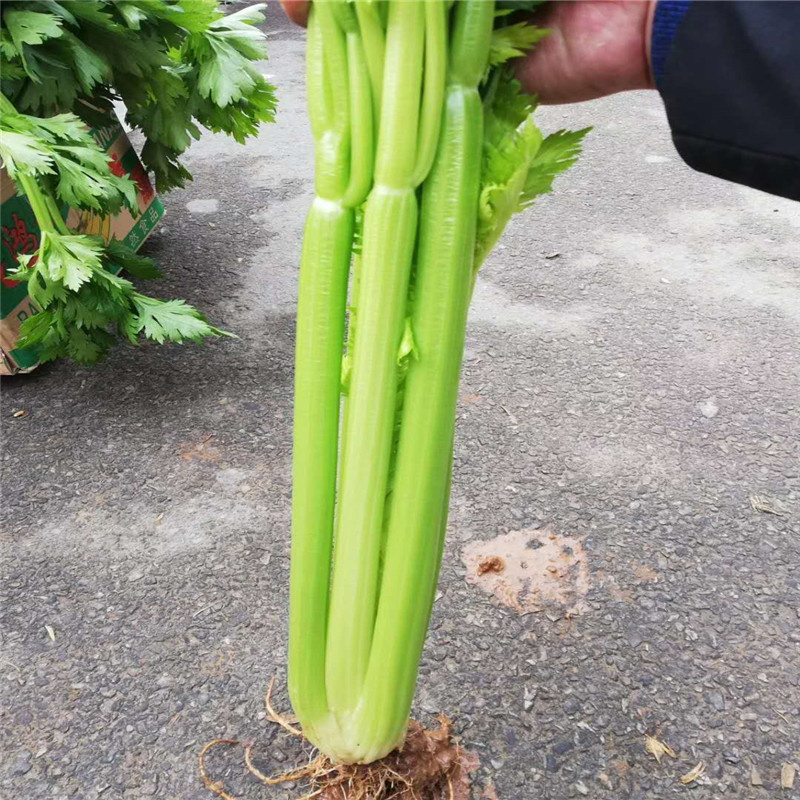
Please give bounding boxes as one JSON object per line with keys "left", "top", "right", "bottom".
{"left": 650, "top": 0, "right": 692, "bottom": 86}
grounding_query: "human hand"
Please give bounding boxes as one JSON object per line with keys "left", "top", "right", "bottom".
{"left": 516, "top": 1, "right": 655, "bottom": 103}
{"left": 279, "top": 1, "right": 655, "bottom": 105}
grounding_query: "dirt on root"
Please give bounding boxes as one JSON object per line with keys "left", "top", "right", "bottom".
{"left": 200, "top": 714, "right": 479, "bottom": 800}
{"left": 313, "top": 718, "right": 477, "bottom": 800}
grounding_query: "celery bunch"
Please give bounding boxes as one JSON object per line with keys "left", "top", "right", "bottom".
{"left": 0, "top": 1, "right": 276, "bottom": 363}
{"left": 290, "top": 0, "right": 588, "bottom": 764}
{"left": 0, "top": 1, "right": 277, "bottom": 192}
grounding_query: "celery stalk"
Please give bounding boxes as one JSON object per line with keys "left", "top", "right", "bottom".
{"left": 351, "top": 1, "right": 495, "bottom": 761}
{"left": 325, "top": 0, "right": 427, "bottom": 724}
{"left": 288, "top": 2, "right": 370, "bottom": 745}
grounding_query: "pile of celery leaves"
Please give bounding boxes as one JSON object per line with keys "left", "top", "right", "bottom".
{"left": 0, "top": 1, "right": 276, "bottom": 363}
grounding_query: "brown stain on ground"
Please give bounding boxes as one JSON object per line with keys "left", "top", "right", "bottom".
{"left": 462, "top": 527, "right": 590, "bottom": 616}
{"left": 633, "top": 563, "right": 659, "bottom": 582}
{"left": 608, "top": 583, "right": 634, "bottom": 603}
{"left": 200, "top": 648, "right": 235, "bottom": 678}
{"left": 596, "top": 569, "right": 634, "bottom": 603}
{"left": 178, "top": 435, "right": 220, "bottom": 463}
{"left": 476, "top": 555, "right": 505, "bottom": 576}
{"left": 613, "top": 759, "right": 630, "bottom": 777}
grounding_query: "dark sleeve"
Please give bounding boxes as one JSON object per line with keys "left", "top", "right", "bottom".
{"left": 651, "top": 0, "right": 800, "bottom": 201}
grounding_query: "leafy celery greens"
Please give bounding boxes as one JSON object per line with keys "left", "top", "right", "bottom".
{"left": 291, "top": 0, "right": 589, "bottom": 765}
{"left": 0, "top": 1, "right": 276, "bottom": 363}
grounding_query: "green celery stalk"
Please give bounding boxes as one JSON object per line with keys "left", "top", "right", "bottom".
{"left": 411, "top": 0, "right": 447, "bottom": 187}
{"left": 354, "top": 0, "right": 385, "bottom": 124}
{"left": 324, "top": 0, "right": 427, "bottom": 731}
{"left": 290, "top": 0, "right": 497, "bottom": 765}
{"left": 288, "top": 0, "right": 372, "bottom": 747}
{"left": 349, "top": 0, "right": 495, "bottom": 762}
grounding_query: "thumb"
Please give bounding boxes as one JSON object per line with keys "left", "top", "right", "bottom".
{"left": 280, "top": 0, "right": 310, "bottom": 27}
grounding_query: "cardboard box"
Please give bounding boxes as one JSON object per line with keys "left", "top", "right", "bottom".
{"left": 0, "top": 116, "right": 164, "bottom": 374}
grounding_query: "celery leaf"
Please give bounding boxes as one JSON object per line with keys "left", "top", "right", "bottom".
{"left": 475, "top": 68, "right": 589, "bottom": 270}
{"left": 127, "top": 295, "right": 229, "bottom": 345}
{"left": 519, "top": 128, "right": 591, "bottom": 208}
{"left": 3, "top": 9, "right": 64, "bottom": 53}
{"left": 0, "top": 128, "right": 54, "bottom": 177}
{"left": 489, "top": 23, "right": 549, "bottom": 67}
{"left": 14, "top": 233, "right": 229, "bottom": 364}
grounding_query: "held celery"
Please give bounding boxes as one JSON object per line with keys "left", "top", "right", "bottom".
{"left": 289, "top": 0, "right": 588, "bottom": 765}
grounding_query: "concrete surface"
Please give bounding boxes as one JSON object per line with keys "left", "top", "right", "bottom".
{"left": 2, "top": 5, "right": 799, "bottom": 799}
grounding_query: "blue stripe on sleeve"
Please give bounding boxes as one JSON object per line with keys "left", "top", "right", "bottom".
{"left": 651, "top": 0, "right": 692, "bottom": 86}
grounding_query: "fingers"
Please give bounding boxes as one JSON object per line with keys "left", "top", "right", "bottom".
{"left": 281, "top": 0, "right": 310, "bottom": 27}
{"left": 515, "top": 1, "right": 654, "bottom": 104}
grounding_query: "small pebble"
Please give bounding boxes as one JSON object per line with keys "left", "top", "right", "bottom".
{"left": 12, "top": 750, "right": 32, "bottom": 776}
